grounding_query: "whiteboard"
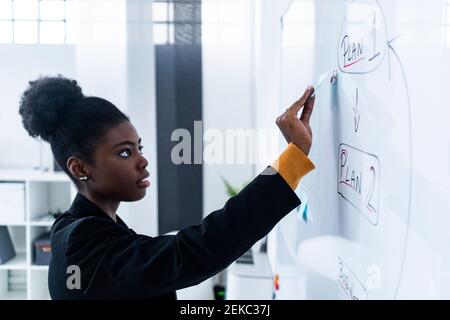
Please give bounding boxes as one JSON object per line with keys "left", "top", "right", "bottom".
{"left": 277, "top": 0, "right": 450, "bottom": 299}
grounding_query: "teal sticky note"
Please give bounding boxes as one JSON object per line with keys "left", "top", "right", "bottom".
{"left": 297, "top": 191, "right": 308, "bottom": 222}
{"left": 302, "top": 203, "right": 308, "bottom": 222}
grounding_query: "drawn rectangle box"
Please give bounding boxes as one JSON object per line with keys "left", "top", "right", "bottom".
{"left": 0, "top": 182, "right": 26, "bottom": 224}
{"left": 337, "top": 143, "right": 380, "bottom": 225}
{"left": 337, "top": 256, "right": 368, "bottom": 300}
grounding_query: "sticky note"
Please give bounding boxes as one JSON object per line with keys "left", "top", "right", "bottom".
{"left": 303, "top": 203, "right": 308, "bottom": 222}
{"left": 297, "top": 191, "right": 309, "bottom": 222}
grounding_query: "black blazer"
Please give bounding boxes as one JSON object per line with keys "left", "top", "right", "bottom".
{"left": 48, "top": 166, "right": 301, "bottom": 299}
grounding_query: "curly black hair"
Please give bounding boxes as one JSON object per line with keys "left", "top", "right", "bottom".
{"left": 18, "top": 75, "right": 129, "bottom": 186}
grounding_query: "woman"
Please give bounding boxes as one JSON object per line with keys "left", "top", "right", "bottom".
{"left": 19, "top": 75, "right": 316, "bottom": 299}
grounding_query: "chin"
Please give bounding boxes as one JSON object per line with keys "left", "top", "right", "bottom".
{"left": 122, "top": 189, "right": 147, "bottom": 202}
{"left": 136, "top": 190, "right": 147, "bottom": 200}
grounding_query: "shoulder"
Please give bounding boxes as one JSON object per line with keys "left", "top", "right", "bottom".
{"left": 51, "top": 213, "right": 129, "bottom": 252}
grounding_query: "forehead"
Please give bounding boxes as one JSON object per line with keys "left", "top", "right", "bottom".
{"left": 103, "top": 121, "right": 139, "bottom": 146}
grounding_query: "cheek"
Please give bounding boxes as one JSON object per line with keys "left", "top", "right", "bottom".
{"left": 95, "top": 161, "right": 134, "bottom": 186}
{"left": 112, "top": 167, "right": 135, "bottom": 185}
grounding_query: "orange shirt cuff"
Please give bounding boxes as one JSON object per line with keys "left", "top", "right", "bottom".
{"left": 271, "top": 143, "right": 316, "bottom": 190}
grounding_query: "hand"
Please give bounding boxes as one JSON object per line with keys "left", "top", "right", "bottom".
{"left": 276, "top": 86, "right": 315, "bottom": 156}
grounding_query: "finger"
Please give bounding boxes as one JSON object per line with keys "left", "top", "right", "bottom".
{"left": 289, "top": 86, "right": 314, "bottom": 114}
{"left": 300, "top": 92, "right": 315, "bottom": 123}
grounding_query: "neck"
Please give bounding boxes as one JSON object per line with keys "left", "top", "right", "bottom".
{"left": 79, "top": 191, "right": 120, "bottom": 222}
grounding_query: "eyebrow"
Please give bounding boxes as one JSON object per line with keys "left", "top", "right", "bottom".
{"left": 112, "top": 138, "right": 142, "bottom": 149}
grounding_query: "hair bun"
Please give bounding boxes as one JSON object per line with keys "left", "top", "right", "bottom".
{"left": 19, "top": 75, "right": 84, "bottom": 141}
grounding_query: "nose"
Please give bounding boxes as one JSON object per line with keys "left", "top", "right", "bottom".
{"left": 138, "top": 153, "right": 149, "bottom": 169}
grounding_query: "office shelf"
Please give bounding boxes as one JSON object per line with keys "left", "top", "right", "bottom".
{"left": 0, "top": 290, "right": 27, "bottom": 300}
{"left": 0, "top": 170, "right": 76, "bottom": 300}
{"left": 0, "top": 252, "right": 27, "bottom": 270}
{"left": 30, "top": 265, "right": 49, "bottom": 271}
{"left": 29, "top": 221, "right": 55, "bottom": 227}
{"left": 0, "top": 222, "right": 27, "bottom": 227}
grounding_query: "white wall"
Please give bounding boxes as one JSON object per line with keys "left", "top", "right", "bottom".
{"left": 202, "top": 0, "right": 255, "bottom": 217}
{"left": 253, "top": 0, "right": 294, "bottom": 173}
{"left": 126, "top": 0, "right": 159, "bottom": 236}
{"left": 76, "top": 0, "right": 158, "bottom": 236}
{"left": 0, "top": 45, "right": 76, "bottom": 170}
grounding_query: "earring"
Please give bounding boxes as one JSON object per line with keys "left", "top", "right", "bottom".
{"left": 79, "top": 176, "right": 88, "bottom": 181}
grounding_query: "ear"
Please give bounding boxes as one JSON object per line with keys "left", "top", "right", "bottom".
{"left": 67, "top": 156, "right": 90, "bottom": 180}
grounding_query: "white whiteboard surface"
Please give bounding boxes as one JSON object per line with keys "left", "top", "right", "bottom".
{"left": 275, "top": 0, "right": 450, "bottom": 299}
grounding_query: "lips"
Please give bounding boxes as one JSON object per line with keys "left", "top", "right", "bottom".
{"left": 137, "top": 173, "right": 150, "bottom": 188}
{"left": 137, "top": 172, "right": 150, "bottom": 184}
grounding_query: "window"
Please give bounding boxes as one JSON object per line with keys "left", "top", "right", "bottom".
{"left": 152, "top": 0, "right": 201, "bottom": 45}
{"left": 152, "top": 1, "right": 174, "bottom": 45}
{"left": 0, "top": 0, "right": 78, "bottom": 44}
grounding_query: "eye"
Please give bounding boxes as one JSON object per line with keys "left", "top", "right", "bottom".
{"left": 119, "top": 145, "right": 144, "bottom": 158}
{"left": 119, "top": 148, "right": 132, "bottom": 158}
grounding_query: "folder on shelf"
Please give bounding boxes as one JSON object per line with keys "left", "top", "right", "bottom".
{"left": 0, "top": 226, "right": 16, "bottom": 265}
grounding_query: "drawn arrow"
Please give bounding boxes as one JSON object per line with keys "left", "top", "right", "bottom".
{"left": 387, "top": 34, "right": 401, "bottom": 81}
{"left": 353, "top": 87, "right": 361, "bottom": 133}
{"left": 388, "top": 33, "right": 414, "bottom": 300}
